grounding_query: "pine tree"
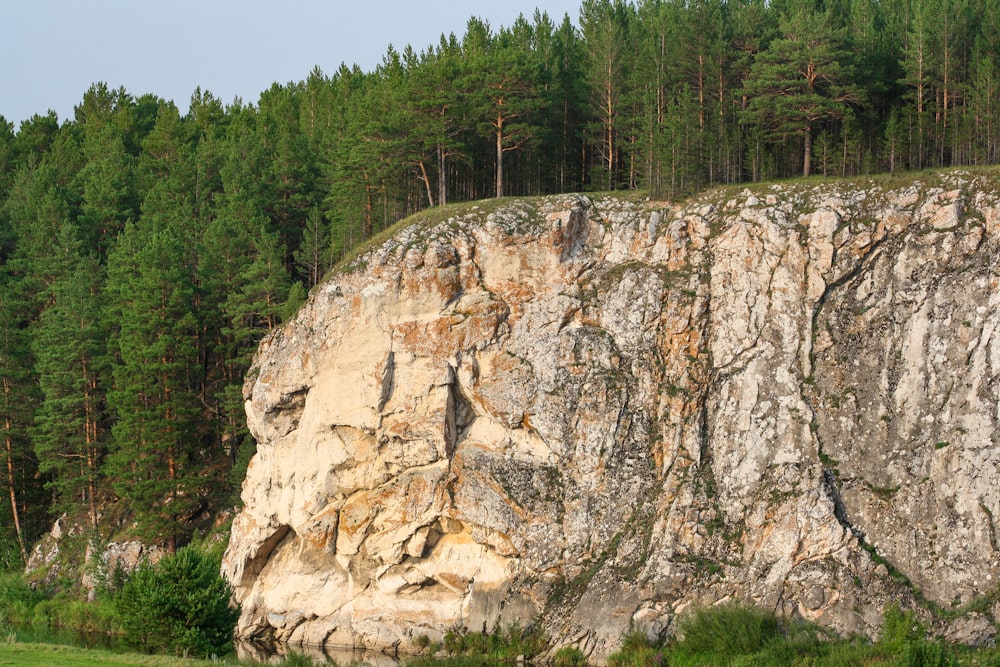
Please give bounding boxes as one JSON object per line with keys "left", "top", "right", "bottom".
{"left": 580, "top": 0, "right": 635, "bottom": 190}
{"left": 399, "top": 40, "right": 468, "bottom": 207}
{"left": 967, "top": 9, "right": 1000, "bottom": 163}
{"left": 78, "top": 125, "right": 136, "bottom": 254}
{"left": 198, "top": 190, "right": 290, "bottom": 469}
{"left": 319, "top": 65, "right": 382, "bottom": 242}
{"left": 258, "top": 83, "right": 317, "bottom": 259}
{"left": 105, "top": 219, "right": 204, "bottom": 553}
{"left": 548, "top": 14, "right": 589, "bottom": 192}
{"left": 294, "top": 206, "right": 331, "bottom": 288}
{"left": 11, "top": 112, "right": 60, "bottom": 169}
{"left": 30, "top": 224, "right": 109, "bottom": 531}
{"left": 462, "top": 18, "right": 546, "bottom": 198}
{"left": 0, "top": 117, "right": 14, "bottom": 201}
{"left": 742, "top": 7, "right": 862, "bottom": 176}
{"left": 0, "top": 272, "right": 43, "bottom": 565}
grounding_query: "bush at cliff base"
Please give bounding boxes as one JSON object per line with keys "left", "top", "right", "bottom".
{"left": 113, "top": 545, "right": 239, "bottom": 657}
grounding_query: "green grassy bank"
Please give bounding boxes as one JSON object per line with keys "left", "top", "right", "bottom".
{"left": 0, "top": 642, "right": 227, "bottom": 667}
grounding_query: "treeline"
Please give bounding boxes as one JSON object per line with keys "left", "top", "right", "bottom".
{"left": 0, "top": 0, "right": 997, "bottom": 563}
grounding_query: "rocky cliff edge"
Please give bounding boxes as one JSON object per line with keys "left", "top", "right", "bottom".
{"left": 223, "top": 171, "right": 1000, "bottom": 658}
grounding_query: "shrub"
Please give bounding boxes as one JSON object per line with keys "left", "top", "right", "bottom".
{"left": 607, "top": 627, "right": 666, "bottom": 667}
{"left": 676, "top": 602, "right": 782, "bottom": 657}
{"left": 113, "top": 545, "right": 239, "bottom": 657}
{"left": 879, "top": 604, "right": 925, "bottom": 654}
{"left": 440, "top": 622, "right": 546, "bottom": 661}
{"left": 280, "top": 651, "right": 316, "bottom": 666}
{"left": 0, "top": 572, "right": 46, "bottom": 628}
{"left": 443, "top": 627, "right": 467, "bottom": 655}
{"left": 899, "top": 639, "right": 958, "bottom": 667}
{"left": 406, "top": 657, "right": 494, "bottom": 667}
{"left": 553, "top": 645, "right": 588, "bottom": 667}
{"left": 54, "top": 597, "right": 119, "bottom": 634}
{"left": 817, "top": 638, "right": 888, "bottom": 667}
{"left": 0, "top": 536, "right": 24, "bottom": 574}
{"left": 496, "top": 621, "right": 547, "bottom": 659}
{"left": 876, "top": 603, "right": 959, "bottom": 667}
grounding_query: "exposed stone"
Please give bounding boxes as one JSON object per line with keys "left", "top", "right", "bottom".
{"left": 223, "top": 173, "right": 1000, "bottom": 659}
{"left": 25, "top": 515, "right": 69, "bottom": 584}
{"left": 79, "top": 541, "right": 165, "bottom": 601}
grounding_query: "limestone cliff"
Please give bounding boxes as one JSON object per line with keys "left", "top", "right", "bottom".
{"left": 222, "top": 171, "right": 1000, "bottom": 657}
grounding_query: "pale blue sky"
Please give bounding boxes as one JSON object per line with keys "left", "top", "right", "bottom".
{"left": 2, "top": 0, "right": 582, "bottom": 128}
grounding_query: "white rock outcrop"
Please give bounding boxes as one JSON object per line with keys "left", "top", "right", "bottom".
{"left": 223, "top": 173, "right": 1000, "bottom": 658}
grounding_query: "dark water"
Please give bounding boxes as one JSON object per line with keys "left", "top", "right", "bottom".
{"left": 235, "top": 638, "right": 403, "bottom": 666}
{"left": 14, "top": 627, "right": 404, "bottom": 664}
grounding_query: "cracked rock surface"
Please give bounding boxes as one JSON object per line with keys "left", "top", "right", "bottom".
{"left": 223, "top": 173, "right": 1000, "bottom": 658}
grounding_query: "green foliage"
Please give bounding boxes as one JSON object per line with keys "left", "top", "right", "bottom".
{"left": 113, "top": 545, "right": 239, "bottom": 657}
{"left": 876, "top": 604, "right": 960, "bottom": 667}
{"left": 30, "top": 225, "right": 109, "bottom": 528}
{"left": 607, "top": 627, "right": 666, "bottom": 667}
{"left": 0, "top": 572, "right": 47, "bottom": 628}
{"left": 226, "top": 435, "right": 257, "bottom": 505}
{"left": 898, "top": 639, "right": 959, "bottom": 667}
{"left": 676, "top": 602, "right": 783, "bottom": 657}
{"left": 637, "top": 602, "right": 996, "bottom": 667}
{"left": 879, "top": 604, "right": 927, "bottom": 655}
{"left": 406, "top": 657, "right": 497, "bottom": 667}
{"left": 105, "top": 219, "right": 206, "bottom": 549}
{"left": 0, "top": 641, "right": 234, "bottom": 666}
{"left": 742, "top": 8, "right": 860, "bottom": 177}
{"left": 279, "top": 651, "right": 317, "bottom": 667}
{"left": 0, "top": 533, "right": 26, "bottom": 573}
{"left": 553, "top": 645, "right": 588, "bottom": 667}
{"left": 0, "top": 271, "right": 48, "bottom": 565}
{"left": 30, "top": 595, "right": 118, "bottom": 636}
{"left": 439, "top": 622, "right": 547, "bottom": 661}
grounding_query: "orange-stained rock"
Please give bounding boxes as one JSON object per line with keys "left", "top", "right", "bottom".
{"left": 224, "top": 177, "right": 1000, "bottom": 659}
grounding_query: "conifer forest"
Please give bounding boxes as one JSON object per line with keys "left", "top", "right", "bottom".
{"left": 0, "top": 0, "right": 997, "bottom": 561}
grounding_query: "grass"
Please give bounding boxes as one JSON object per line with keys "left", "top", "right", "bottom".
{"left": 0, "top": 642, "right": 231, "bottom": 666}
{"left": 327, "top": 196, "right": 517, "bottom": 280}
{"left": 602, "top": 603, "right": 1000, "bottom": 667}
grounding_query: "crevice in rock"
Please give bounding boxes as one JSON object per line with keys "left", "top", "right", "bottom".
{"left": 712, "top": 329, "right": 766, "bottom": 381}
{"left": 979, "top": 501, "right": 999, "bottom": 554}
{"left": 377, "top": 350, "right": 395, "bottom": 412}
{"left": 245, "top": 525, "right": 293, "bottom": 582}
{"left": 809, "top": 234, "right": 891, "bottom": 355}
{"left": 802, "top": 233, "right": 894, "bottom": 490}
{"left": 268, "top": 387, "right": 309, "bottom": 437}
{"left": 694, "top": 384, "right": 711, "bottom": 470}
{"left": 821, "top": 468, "right": 852, "bottom": 536}
{"left": 445, "top": 369, "right": 477, "bottom": 460}
{"left": 820, "top": 467, "right": 923, "bottom": 609}
{"left": 611, "top": 391, "right": 633, "bottom": 456}
{"left": 557, "top": 202, "right": 590, "bottom": 263}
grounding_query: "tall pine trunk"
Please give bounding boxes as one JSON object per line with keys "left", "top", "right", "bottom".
{"left": 437, "top": 144, "right": 447, "bottom": 206}
{"left": 2, "top": 385, "right": 27, "bottom": 566}
{"left": 803, "top": 127, "right": 813, "bottom": 177}
{"left": 496, "top": 123, "right": 505, "bottom": 198}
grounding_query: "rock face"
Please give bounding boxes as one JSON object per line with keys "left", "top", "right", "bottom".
{"left": 223, "top": 172, "right": 1000, "bottom": 657}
